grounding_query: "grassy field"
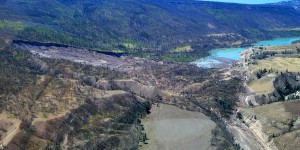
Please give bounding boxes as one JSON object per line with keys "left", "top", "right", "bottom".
{"left": 248, "top": 44, "right": 300, "bottom": 94}
{"left": 261, "top": 45, "right": 299, "bottom": 53}
{"left": 173, "top": 45, "right": 193, "bottom": 52}
{"left": 248, "top": 74, "right": 276, "bottom": 94}
{"left": 241, "top": 100, "right": 300, "bottom": 149}
{"left": 250, "top": 57, "right": 300, "bottom": 73}
{"left": 241, "top": 101, "right": 294, "bottom": 138}
{"left": 241, "top": 102, "right": 292, "bottom": 123}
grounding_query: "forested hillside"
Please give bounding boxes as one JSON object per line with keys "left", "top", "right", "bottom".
{"left": 1, "top": 0, "right": 300, "bottom": 61}
{"left": 274, "top": 0, "right": 300, "bottom": 11}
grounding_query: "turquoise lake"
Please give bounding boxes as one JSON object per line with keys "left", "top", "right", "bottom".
{"left": 193, "top": 37, "right": 300, "bottom": 68}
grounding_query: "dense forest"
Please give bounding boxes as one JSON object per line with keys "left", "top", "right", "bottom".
{"left": 1, "top": 0, "right": 300, "bottom": 62}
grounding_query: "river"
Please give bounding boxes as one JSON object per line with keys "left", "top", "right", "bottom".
{"left": 193, "top": 37, "right": 300, "bottom": 68}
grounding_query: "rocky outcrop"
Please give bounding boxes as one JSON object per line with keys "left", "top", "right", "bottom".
{"left": 112, "top": 80, "right": 163, "bottom": 101}
{"left": 240, "top": 100, "right": 300, "bottom": 150}
{"left": 249, "top": 73, "right": 300, "bottom": 105}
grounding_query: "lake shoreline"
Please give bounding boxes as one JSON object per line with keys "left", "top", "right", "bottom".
{"left": 193, "top": 37, "right": 300, "bottom": 68}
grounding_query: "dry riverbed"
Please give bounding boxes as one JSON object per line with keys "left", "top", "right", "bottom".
{"left": 141, "top": 104, "right": 216, "bottom": 150}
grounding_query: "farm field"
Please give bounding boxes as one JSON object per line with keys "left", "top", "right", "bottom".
{"left": 248, "top": 74, "right": 276, "bottom": 94}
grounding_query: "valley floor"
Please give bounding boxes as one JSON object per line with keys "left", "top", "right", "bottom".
{"left": 141, "top": 104, "right": 216, "bottom": 150}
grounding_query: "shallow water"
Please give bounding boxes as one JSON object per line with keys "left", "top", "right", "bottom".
{"left": 193, "top": 37, "right": 300, "bottom": 68}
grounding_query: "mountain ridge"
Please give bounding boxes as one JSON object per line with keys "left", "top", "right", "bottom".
{"left": 273, "top": 0, "right": 300, "bottom": 11}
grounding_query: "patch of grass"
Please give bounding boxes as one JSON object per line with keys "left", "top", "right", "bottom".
{"left": 173, "top": 45, "right": 193, "bottom": 52}
{"left": 205, "top": 8, "right": 239, "bottom": 21}
{"left": 262, "top": 45, "right": 299, "bottom": 53}
{"left": 16, "top": 25, "right": 95, "bottom": 49}
{"left": 250, "top": 57, "right": 300, "bottom": 74}
{"left": 13, "top": 54, "right": 25, "bottom": 61}
{"left": 0, "top": 20, "right": 25, "bottom": 31}
{"left": 248, "top": 75, "right": 275, "bottom": 94}
{"left": 241, "top": 101, "right": 294, "bottom": 137}
{"left": 122, "top": 43, "right": 136, "bottom": 49}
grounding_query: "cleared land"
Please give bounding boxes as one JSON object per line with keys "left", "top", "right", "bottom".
{"left": 173, "top": 45, "right": 193, "bottom": 52}
{"left": 246, "top": 43, "right": 300, "bottom": 94}
{"left": 248, "top": 74, "right": 276, "bottom": 94}
{"left": 250, "top": 57, "right": 300, "bottom": 73}
{"left": 262, "top": 45, "right": 299, "bottom": 53}
{"left": 141, "top": 104, "right": 216, "bottom": 150}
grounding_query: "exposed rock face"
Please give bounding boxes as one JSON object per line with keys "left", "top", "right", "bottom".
{"left": 250, "top": 73, "right": 300, "bottom": 105}
{"left": 3, "top": 43, "right": 241, "bottom": 149}
{"left": 274, "top": 73, "right": 300, "bottom": 95}
{"left": 240, "top": 100, "right": 300, "bottom": 150}
{"left": 112, "top": 80, "right": 163, "bottom": 100}
{"left": 0, "top": 47, "right": 157, "bottom": 149}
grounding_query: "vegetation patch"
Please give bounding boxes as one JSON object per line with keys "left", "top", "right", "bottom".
{"left": 1, "top": 0, "right": 300, "bottom": 62}
{"left": 0, "top": 20, "right": 25, "bottom": 32}
{"left": 241, "top": 102, "right": 295, "bottom": 139}
{"left": 261, "top": 45, "right": 299, "bottom": 53}
{"left": 248, "top": 75, "right": 275, "bottom": 94}
{"left": 173, "top": 45, "right": 193, "bottom": 52}
{"left": 250, "top": 57, "right": 300, "bottom": 74}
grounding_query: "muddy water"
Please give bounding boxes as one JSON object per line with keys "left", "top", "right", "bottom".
{"left": 141, "top": 104, "right": 216, "bottom": 150}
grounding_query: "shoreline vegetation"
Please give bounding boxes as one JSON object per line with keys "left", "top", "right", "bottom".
{"left": 10, "top": 36, "right": 299, "bottom": 64}
{"left": 2, "top": 0, "right": 300, "bottom": 63}
{"left": 194, "top": 37, "right": 300, "bottom": 68}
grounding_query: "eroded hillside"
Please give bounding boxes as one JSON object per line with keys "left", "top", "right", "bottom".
{"left": 230, "top": 42, "right": 300, "bottom": 149}
{"left": 0, "top": 47, "right": 154, "bottom": 149}
{"left": 0, "top": 43, "right": 246, "bottom": 149}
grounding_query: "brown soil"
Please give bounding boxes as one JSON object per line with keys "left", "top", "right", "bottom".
{"left": 284, "top": 101, "right": 300, "bottom": 116}
{"left": 141, "top": 104, "right": 216, "bottom": 150}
